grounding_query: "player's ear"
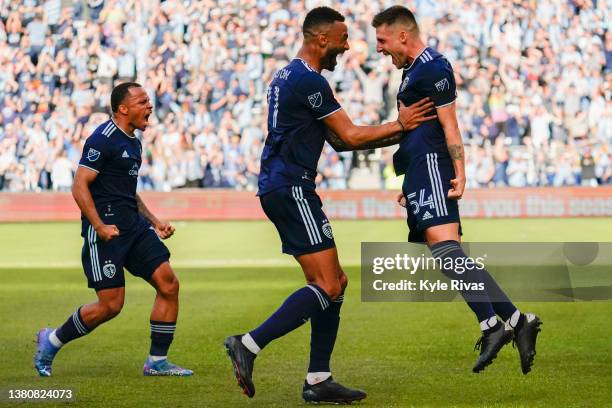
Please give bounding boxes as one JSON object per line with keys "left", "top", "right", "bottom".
{"left": 118, "top": 104, "right": 129, "bottom": 115}
{"left": 318, "top": 33, "right": 328, "bottom": 48}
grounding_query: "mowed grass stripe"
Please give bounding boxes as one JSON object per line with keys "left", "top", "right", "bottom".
{"left": 0, "top": 219, "right": 611, "bottom": 407}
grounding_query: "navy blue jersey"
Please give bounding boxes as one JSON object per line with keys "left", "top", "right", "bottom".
{"left": 78, "top": 119, "right": 142, "bottom": 228}
{"left": 394, "top": 47, "right": 457, "bottom": 175}
{"left": 258, "top": 58, "right": 342, "bottom": 195}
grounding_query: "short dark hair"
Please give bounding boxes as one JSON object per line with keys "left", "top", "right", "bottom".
{"left": 110, "top": 82, "right": 142, "bottom": 113}
{"left": 303, "top": 7, "right": 345, "bottom": 35}
{"left": 372, "top": 5, "right": 419, "bottom": 33}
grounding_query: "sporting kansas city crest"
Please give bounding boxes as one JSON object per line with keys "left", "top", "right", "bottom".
{"left": 86, "top": 148, "right": 100, "bottom": 162}
{"left": 103, "top": 261, "right": 116, "bottom": 279}
{"left": 434, "top": 78, "right": 450, "bottom": 92}
{"left": 308, "top": 92, "right": 322, "bottom": 108}
{"left": 321, "top": 221, "right": 333, "bottom": 240}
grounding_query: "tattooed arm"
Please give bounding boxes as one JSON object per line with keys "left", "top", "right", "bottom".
{"left": 322, "top": 98, "right": 436, "bottom": 152}
{"left": 325, "top": 128, "right": 403, "bottom": 152}
{"left": 437, "top": 103, "right": 466, "bottom": 199}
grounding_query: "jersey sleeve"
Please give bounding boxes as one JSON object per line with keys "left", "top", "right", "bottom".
{"left": 421, "top": 61, "right": 457, "bottom": 108}
{"left": 78, "top": 133, "right": 110, "bottom": 172}
{"left": 293, "top": 73, "right": 342, "bottom": 120}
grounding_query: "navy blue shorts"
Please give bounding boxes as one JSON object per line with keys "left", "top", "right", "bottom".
{"left": 260, "top": 186, "right": 336, "bottom": 256}
{"left": 81, "top": 215, "right": 170, "bottom": 291}
{"left": 402, "top": 153, "right": 462, "bottom": 243}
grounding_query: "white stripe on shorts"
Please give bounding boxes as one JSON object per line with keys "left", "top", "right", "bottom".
{"left": 426, "top": 154, "right": 443, "bottom": 217}
{"left": 292, "top": 187, "right": 316, "bottom": 245}
{"left": 297, "top": 187, "right": 322, "bottom": 243}
{"left": 432, "top": 153, "right": 448, "bottom": 216}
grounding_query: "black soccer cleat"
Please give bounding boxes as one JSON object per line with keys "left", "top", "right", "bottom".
{"left": 512, "top": 313, "right": 542, "bottom": 375}
{"left": 302, "top": 376, "right": 367, "bottom": 404}
{"left": 472, "top": 322, "right": 513, "bottom": 373}
{"left": 224, "top": 335, "right": 256, "bottom": 398}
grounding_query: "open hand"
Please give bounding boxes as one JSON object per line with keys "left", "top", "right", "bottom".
{"left": 397, "top": 98, "right": 437, "bottom": 131}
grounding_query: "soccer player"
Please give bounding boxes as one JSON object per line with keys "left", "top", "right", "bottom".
{"left": 34, "top": 83, "right": 193, "bottom": 377}
{"left": 372, "top": 6, "right": 542, "bottom": 374}
{"left": 224, "top": 7, "right": 436, "bottom": 403}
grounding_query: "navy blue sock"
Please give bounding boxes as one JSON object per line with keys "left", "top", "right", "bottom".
{"left": 250, "top": 284, "right": 331, "bottom": 350}
{"left": 480, "top": 270, "right": 517, "bottom": 321}
{"left": 309, "top": 290, "right": 344, "bottom": 373}
{"left": 55, "top": 306, "right": 91, "bottom": 344}
{"left": 430, "top": 241, "right": 496, "bottom": 325}
{"left": 150, "top": 321, "right": 176, "bottom": 357}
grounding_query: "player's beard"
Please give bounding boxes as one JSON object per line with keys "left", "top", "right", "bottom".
{"left": 322, "top": 49, "right": 342, "bottom": 71}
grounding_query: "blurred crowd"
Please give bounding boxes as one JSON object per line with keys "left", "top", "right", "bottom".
{"left": 0, "top": 0, "right": 610, "bottom": 192}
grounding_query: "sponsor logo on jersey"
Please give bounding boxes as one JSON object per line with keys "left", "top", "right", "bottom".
{"left": 434, "top": 78, "right": 450, "bottom": 92}
{"left": 103, "top": 262, "right": 116, "bottom": 279}
{"left": 129, "top": 163, "right": 139, "bottom": 177}
{"left": 122, "top": 150, "right": 129, "bottom": 158}
{"left": 422, "top": 211, "right": 433, "bottom": 220}
{"left": 308, "top": 92, "right": 323, "bottom": 108}
{"left": 87, "top": 148, "right": 101, "bottom": 162}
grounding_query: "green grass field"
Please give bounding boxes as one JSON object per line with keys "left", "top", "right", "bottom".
{"left": 1, "top": 219, "right": 611, "bottom": 407}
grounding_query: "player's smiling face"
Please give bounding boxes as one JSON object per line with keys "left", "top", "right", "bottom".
{"left": 123, "top": 87, "right": 153, "bottom": 131}
{"left": 375, "top": 24, "right": 408, "bottom": 68}
{"left": 321, "top": 21, "right": 350, "bottom": 71}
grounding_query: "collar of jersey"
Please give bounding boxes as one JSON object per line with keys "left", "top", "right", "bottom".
{"left": 403, "top": 46, "right": 428, "bottom": 72}
{"left": 294, "top": 58, "right": 317, "bottom": 73}
{"left": 110, "top": 118, "right": 137, "bottom": 138}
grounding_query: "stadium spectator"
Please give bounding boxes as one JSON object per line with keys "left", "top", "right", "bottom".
{"left": 0, "top": 0, "right": 609, "bottom": 192}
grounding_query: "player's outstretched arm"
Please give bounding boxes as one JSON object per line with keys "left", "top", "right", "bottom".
{"left": 325, "top": 128, "right": 403, "bottom": 152}
{"left": 72, "top": 166, "right": 119, "bottom": 241}
{"left": 437, "top": 103, "right": 466, "bottom": 199}
{"left": 323, "top": 98, "right": 435, "bottom": 152}
{"left": 135, "top": 194, "right": 175, "bottom": 239}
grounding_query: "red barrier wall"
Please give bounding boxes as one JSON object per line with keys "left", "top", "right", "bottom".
{"left": 0, "top": 187, "right": 610, "bottom": 222}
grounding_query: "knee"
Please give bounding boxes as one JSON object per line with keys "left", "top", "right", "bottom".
{"left": 339, "top": 271, "right": 348, "bottom": 291}
{"left": 317, "top": 280, "right": 342, "bottom": 300}
{"left": 99, "top": 297, "right": 124, "bottom": 320}
{"left": 159, "top": 275, "right": 179, "bottom": 299}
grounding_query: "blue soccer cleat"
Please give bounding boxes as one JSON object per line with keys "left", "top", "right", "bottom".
{"left": 143, "top": 357, "right": 193, "bottom": 376}
{"left": 34, "top": 328, "right": 60, "bottom": 377}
